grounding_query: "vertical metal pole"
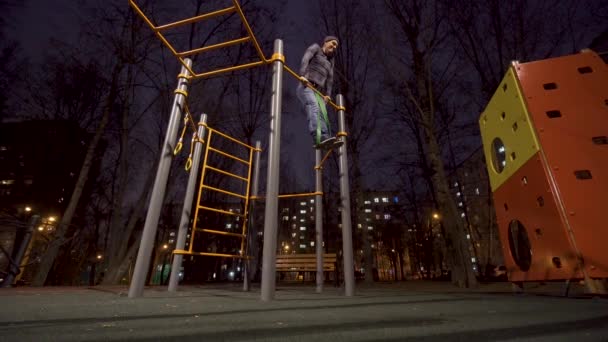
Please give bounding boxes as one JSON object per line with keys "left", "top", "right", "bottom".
{"left": 243, "top": 140, "right": 262, "bottom": 291}
{"left": 129, "top": 59, "right": 192, "bottom": 298}
{"left": 315, "top": 150, "right": 324, "bottom": 293}
{"left": 261, "top": 39, "right": 284, "bottom": 301}
{"left": 168, "top": 114, "right": 207, "bottom": 292}
{"left": 337, "top": 94, "right": 355, "bottom": 296}
{"left": 1, "top": 215, "right": 39, "bottom": 288}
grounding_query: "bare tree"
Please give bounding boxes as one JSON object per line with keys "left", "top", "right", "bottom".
{"left": 381, "top": 0, "right": 477, "bottom": 287}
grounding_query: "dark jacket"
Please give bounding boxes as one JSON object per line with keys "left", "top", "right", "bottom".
{"left": 299, "top": 43, "right": 335, "bottom": 96}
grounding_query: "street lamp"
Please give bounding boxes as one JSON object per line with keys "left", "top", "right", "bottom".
{"left": 25, "top": 206, "right": 32, "bottom": 212}
{"left": 432, "top": 212, "right": 440, "bottom": 220}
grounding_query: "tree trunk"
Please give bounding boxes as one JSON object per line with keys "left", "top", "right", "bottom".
{"left": 30, "top": 65, "right": 122, "bottom": 286}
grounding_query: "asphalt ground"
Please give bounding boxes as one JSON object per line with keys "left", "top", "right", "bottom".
{"left": 0, "top": 281, "right": 607, "bottom": 341}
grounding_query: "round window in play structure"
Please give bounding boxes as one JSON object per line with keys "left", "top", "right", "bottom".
{"left": 491, "top": 138, "right": 507, "bottom": 173}
{"left": 508, "top": 220, "right": 532, "bottom": 272}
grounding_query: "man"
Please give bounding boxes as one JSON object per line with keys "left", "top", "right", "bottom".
{"left": 296, "top": 35, "right": 343, "bottom": 149}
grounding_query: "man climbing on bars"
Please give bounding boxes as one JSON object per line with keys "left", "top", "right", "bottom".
{"left": 296, "top": 35, "right": 343, "bottom": 150}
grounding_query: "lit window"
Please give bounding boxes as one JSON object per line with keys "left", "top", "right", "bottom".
{"left": 368, "top": 226, "right": 373, "bottom": 230}
{"left": 364, "top": 209, "right": 371, "bottom": 213}
{"left": 300, "top": 235, "right": 305, "bottom": 239}
{"left": 375, "top": 214, "right": 380, "bottom": 220}
{"left": 357, "top": 224, "right": 362, "bottom": 228}
{"left": 300, "top": 202, "right": 306, "bottom": 206}
{"left": 393, "top": 196, "right": 399, "bottom": 203}
{"left": 300, "top": 227, "right": 306, "bottom": 231}
{"left": 310, "top": 241, "right": 315, "bottom": 247}
{"left": 168, "top": 239, "right": 174, "bottom": 243}
{"left": 300, "top": 210, "right": 306, "bottom": 214}
{"left": 382, "top": 197, "right": 389, "bottom": 203}
{"left": 461, "top": 212, "right": 466, "bottom": 218}
{"left": 299, "top": 244, "right": 306, "bottom": 249}
{"left": 454, "top": 182, "right": 459, "bottom": 187}
{"left": 300, "top": 218, "right": 305, "bottom": 222}
{"left": 292, "top": 216, "right": 297, "bottom": 220}
{"left": 475, "top": 188, "right": 480, "bottom": 195}
{"left": 282, "top": 216, "right": 289, "bottom": 221}
{"left": 384, "top": 214, "right": 391, "bottom": 220}
{"left": 310, "top": 199, "right": 314, "bottom": 204}
{"left": 364, "top": 200, "right": 371, "bottom": 205}
{"left": 1, "top": 179, "right": 15, "bottom": 185}
{"left": 291, "top": 233, "right": 296, "bottom": 237}
{"left": 471, "top": 257, "right": 476, "bottom": 263}
{"left": 456, "top": 192, "right": 461, "bottom": 197}
{"left": 458, "top": 202, "right": 463, "bottom": 207}
{"left": 374, "top": 198, "right": 379, "bottom": 203}
{"left": 466, "top": 234, "right": 471, "bottom": 239}
{"left": 226, "top": 223, "right": 232, "bottom": 229}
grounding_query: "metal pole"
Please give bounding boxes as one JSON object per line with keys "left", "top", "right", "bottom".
{"left": 337, "top": 94, "right": 355, "bottom": 296}
{"left": 168, "top": 113, "right": 207, "bottom": 292}
{"left": 260, "top": 39, "right": 284, "bottom": 301}
{"left": 129, "top": 59, "right": 192, "bottom": 298}
{"left": 1, "top": 215, "right": 39, "bottom": 288}
{"left": 315, "top": 149, "right": 324, "bottom": 293}
{"left": 243, "top": 140, "right": 262, "bottom": 291}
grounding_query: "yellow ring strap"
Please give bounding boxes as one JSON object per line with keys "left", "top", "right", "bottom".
{"left": 336, "top": 131, "right": 348, "bottom": 137}
{"left": 174, "top": 89, "right": 188, "bottom": 97}
{"left": 270, "top": 53, "right": 285, "bottom": 63}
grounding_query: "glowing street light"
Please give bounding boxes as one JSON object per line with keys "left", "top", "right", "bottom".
{"left": 48, "top": 216, "right": 56, "bottom": 222}
{"left": 97, "top": 254, "right": 103, "bottom": 260}
{"left": 163, "top": 244, "right": 168, "bottom": 249}
{"left": 25, "top": 206, "right": 32, "bottom": 212}
{"left": 432, "top": 213, "right": 440, "bottom": 220}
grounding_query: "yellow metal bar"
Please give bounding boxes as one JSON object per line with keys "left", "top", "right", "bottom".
{"left": 278, "top": 192, "right": 323, "bottom": 199}
{"left": 232, "top": 0, "right": 268, "bottom": 63}
{"left": 188, "top": 131, "right": 214, "bottom": 252}
{"left": 315, "top": 149, "right": 334, "bottom": 170}
{"left": 156, "top": 6, "right": 237, "bottom": 31}
{"left": 173, "top": 250, "right": 250, "bottom": 259}
{"left": 177, "top": 36, "right": 251, "bottom": 58}
{"left": 206, "top": 165, "right": 248, "bottom": 182}
{"left": 199, "top": 205, "right": 245, "bottom": 217}
{"left": 193, "top": 60, "right": 266, "bottom": 79}
{"left": 208, "top": 147, "right": 250, "bottom": 165}
{"left": 249, "top": 192, "right": 324, "bottom": 200}
{"left": 203, "top": 126, "right": 255, "bottom": 149}
{"left": 282, "top": 65, "right": 342, "bottom": 111}
{"left": 201, "top": 184, "right": 246, "bottom": 199}
{"left": 198, "top": 228, "right": 245, "bottom": 239}
{"left": 129, "top": 1, "right": 183, "bottom": 59}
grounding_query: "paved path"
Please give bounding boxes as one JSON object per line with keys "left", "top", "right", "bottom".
{"left": 0, "top": 282, "right": 607, "bottom": 341}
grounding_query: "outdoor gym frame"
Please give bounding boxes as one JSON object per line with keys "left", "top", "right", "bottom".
{"left": 127, "top": 0, "right": 355, "bottom": 301}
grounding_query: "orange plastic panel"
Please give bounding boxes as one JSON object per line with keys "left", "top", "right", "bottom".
{"left": 493, "top": 153, "right": 582, "bottom": 281}
{"left": 514, "top": 51, "right": 608, "bottom": 277}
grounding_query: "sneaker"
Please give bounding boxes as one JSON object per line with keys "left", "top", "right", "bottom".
{"left": 314, "top": 136, "right": 336, "bottom": 149}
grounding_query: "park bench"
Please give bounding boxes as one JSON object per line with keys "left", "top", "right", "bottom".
{"left": 275, "top": 253, "right": 338, "bottom": 282}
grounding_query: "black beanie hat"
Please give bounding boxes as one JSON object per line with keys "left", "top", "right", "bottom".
{"left": 324, "top": 36, "right": 339, "bottom": 45}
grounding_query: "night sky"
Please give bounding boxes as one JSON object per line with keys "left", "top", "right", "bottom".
{"left": 9, "top": 1, "right": 336, "bottom": 190}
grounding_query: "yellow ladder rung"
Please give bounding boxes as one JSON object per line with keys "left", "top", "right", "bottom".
{"left": 173, "top": 250, "right": 250, "bottom": 259}
{"left": 198, "top": 228, "right": 245, "bottom": 239}
{"left": 177, "top": 36, "right": 251, "bottom": 58}
{"left": 206, "top": 165, "right": 248, "bottom": 182}
{"left": 199, "top": 205, "right": 245, "bottom": 217}
{"left": 155, "top": 6, "right": 236, "bottom": 31}
{"left": 208, "top": 147, "right": 250, "bottom": 165}
{"left": 201, "top": 185, "right": 246, "bottom": 199}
